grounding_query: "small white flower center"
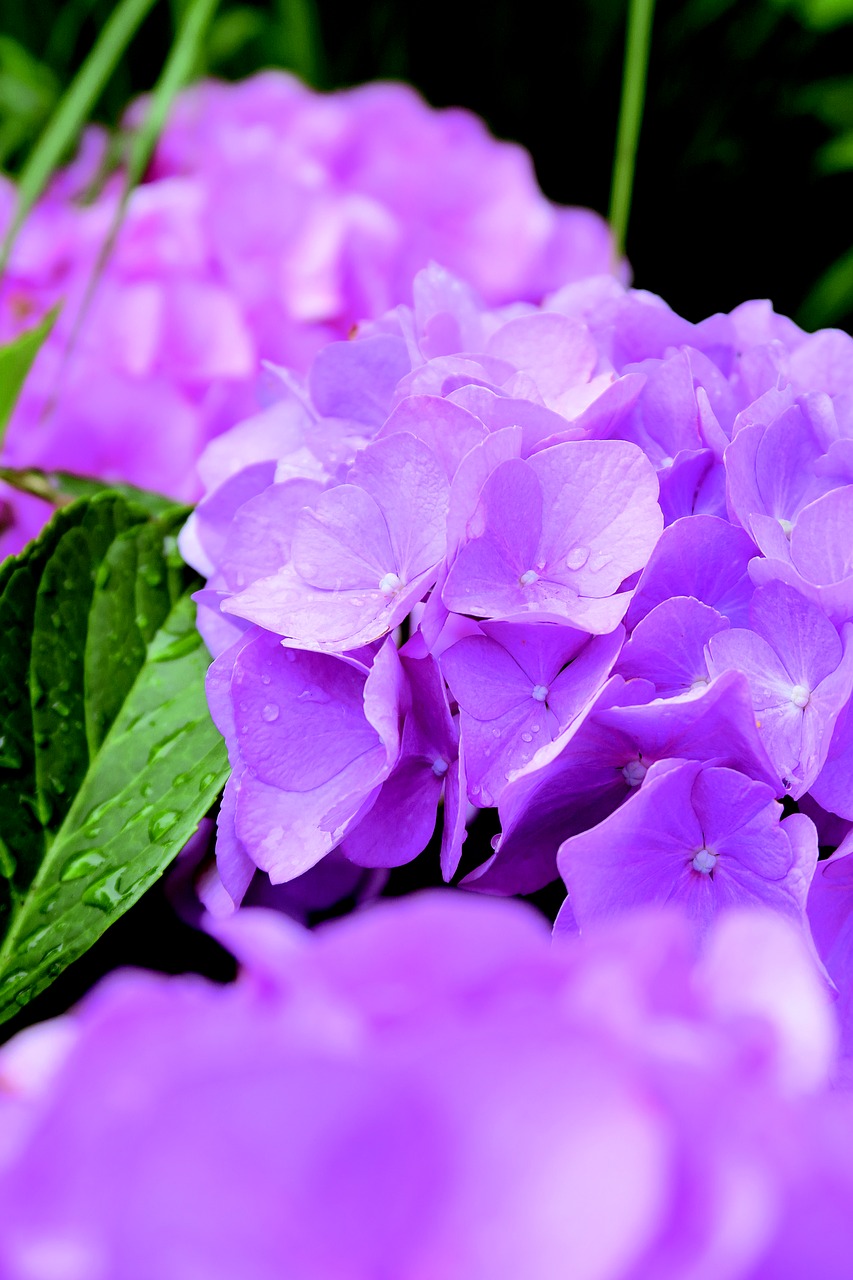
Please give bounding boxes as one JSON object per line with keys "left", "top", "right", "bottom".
{"left": 790, "top": 684, "right": 811, "bottom": 709}
{"left": 431, "top": 756, "right": 449, "bottom": 777}
{"left": 778, "top": 517, "right": 794, "bottom": 539}
{"left": 519, "top": 569, "right": 539, "bottom": 587}
{"left": 531, "top": 684, "right": 549, "bottom": 702}
{"left": 622, "top": 759, "right": 647, "bottom": 787}
{"left": 692, "top": 847, "right": 717, "bottom": 875}
{"left": 378, "top": 571, "right": 404, "bottom": 597}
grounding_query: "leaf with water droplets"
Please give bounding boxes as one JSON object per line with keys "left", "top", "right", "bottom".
{"left": 0, "top": 494, "right": 228, "bottom": 1023}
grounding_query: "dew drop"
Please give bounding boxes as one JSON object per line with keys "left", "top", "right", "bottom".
{"left": 565, "top": 546, "right": 589, "bottom": 571}
{"left": 199, "top": 772, "right": 217, "bottom": 793}
{"left": 531, "top": 723, "right": 541, "bottom": 734}
{"left": 60, "top": 851, "right": 105, "bottom": 882}
{"left": 521, "top": 731, "right": 533, "bottom": 743}
{"left": 262, "top": 703, "right": 280, "bottom": 723}
{"left": 151, "top": 633, "right": 199, "bottom": 664}
{"left": 261, "top": 673, "right": 271, "bottom": 686}
{"left": 148, "top": 811, "right": 179, "bottom": 843}
{"left": 82, "top": 869, "right": 126, "bottom": 912}
{"left": 16, "top": 925, "right": 50, "bottom": 955}
{"left": 0, "top": 970, "right": 28, "bottom": 1005}
{"left": 588, "top": 551, "right": 613, "bottom": 574}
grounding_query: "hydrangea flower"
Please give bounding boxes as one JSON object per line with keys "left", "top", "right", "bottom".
{"left": 0, "top": 892, "right": 850, "bottom": 1280}
{"left": 188, "top": 258, "right": 853, "bottom": 962}
{"left": 0, "top": 73, "right": 616, "bottom": 555}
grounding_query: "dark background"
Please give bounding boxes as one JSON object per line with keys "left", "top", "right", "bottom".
{"left": 1, "top": 0, "right": 852, "bottom": 1036}
{"left": 2, "top": 0, "right": 853, "bottom": 325}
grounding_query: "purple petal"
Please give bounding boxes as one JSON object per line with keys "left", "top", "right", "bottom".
{"left": 616, "top": 596, "right": 729, "bottom": 697}
{"left": 627, "top": 515, "right": 756, "bottom": 629}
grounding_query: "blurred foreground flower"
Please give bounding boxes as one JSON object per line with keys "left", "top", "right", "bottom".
{"left": 0, "top": 72, "right": 615, "bottom": 554}
{"left": 0, "top": 892, "right": 851, "bottom": 1280}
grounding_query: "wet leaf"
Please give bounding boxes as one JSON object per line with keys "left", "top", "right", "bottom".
{"left": 0, "top": 493, "right": 228, "bottom": 1022}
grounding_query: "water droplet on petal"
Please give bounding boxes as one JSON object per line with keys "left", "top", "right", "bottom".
{"left": 588, "top": 551, "right": 613, "bottom": 574}
{"left": 262, "top": 703, "right": 280, "bottom": 723}
{"left": 519, "top": 569, "right": 539, "bottom": 588}
{"left": 565, "top": 546, "right": 589, "bottom": 571}
{"left": 521, "top": 732, "right": 533, "bottom": 743}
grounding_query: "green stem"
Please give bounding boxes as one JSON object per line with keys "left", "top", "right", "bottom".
{"left": 0, "top": 0, "right": 158, "bottom": 273}
{"left": 48, "top": 0, "right": 219, "bottom": 412}
{"left": 608, "top": 0, "right": 657, "bottom": 263}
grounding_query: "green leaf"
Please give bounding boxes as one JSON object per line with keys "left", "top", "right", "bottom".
{"left": 0, "top": 0, "right": 157, "bottom": 270}
{"left": 0, "top": 462, "right": 180, "bottom": 516}
{"left": 0, "top": 308, "right": 58, "bottom": 443}
{"left": 0, "top": 494, "right": 228, "bottom": 1023}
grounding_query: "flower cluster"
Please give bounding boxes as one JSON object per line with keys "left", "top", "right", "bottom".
{"left": 0, "top": 73, "right": 614, "bottom": 554}
{"left": 1, "top": 892, "right": 850, "bottom": 1280}
{"left": 187, "top": 264, "right": 853, "bottom": 1029}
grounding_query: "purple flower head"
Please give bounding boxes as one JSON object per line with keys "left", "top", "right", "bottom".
{"left": 224, "top": 432, "right": 450, "bottom": 652}
{"left": 442, "top": 440, "right": 663, "bottom": 634}
{"left": 469, "top": 671, "right": 779, "bottom": 896}
{"left": 749, "top": 485, "right": 853, "bottom": 627}
{"left": 207, "top": 629, "right": 406, "bottom": 897}
{"left": 441, "top": 620, "right": 623, "bottom": 809}
{"left": 616, "top": 595, "right": 729, "bottom": 697}
{"left": 0, "top": 893, "right": 849, "bottom": 1280}
{"left": 707, "top": 582, "right": 853, "bottom": 797}
{"left": 725, "top": 402, "right": 837, "bottom": 545}
{"left": 627, "top": 514, "right": 756, "bottom": 630}
{"left": 340, "top": 652, "right": 464, "bottom": 877}
{"left": 556, "top": 759, "right": 818, "bottom": 940}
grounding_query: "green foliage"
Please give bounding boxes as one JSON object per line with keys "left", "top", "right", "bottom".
{"left": 0, "top": 494, "right": 228, "bottom": 1024}
{"left": 768, "top": 0, "right": 853, "bottom": 28}
{"left": 0, "top": 37, "right": 59, "bottom": 170}
{"left": 0, "top": 309, "right": 57, "bottom": 443}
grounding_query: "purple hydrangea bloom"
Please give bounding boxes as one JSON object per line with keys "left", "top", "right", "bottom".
{"left": 0, "top": 73, "right": 618, "bottom": 555}
{"left": 0, "top": 892, "right": 850, "bottom": 1280}
{"left": 189, "top": 258, "right": 853, "bottom": 931}
{"left": 556, "top": 759, "right": 817, "bottom": 940}
{"left": 707, "top": 581, "right": 853, "bottom": 797}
